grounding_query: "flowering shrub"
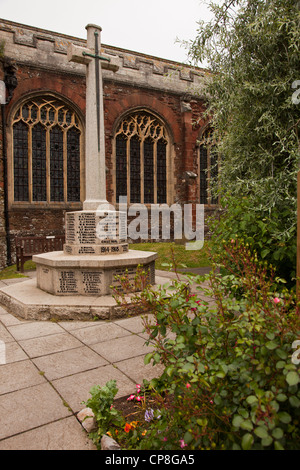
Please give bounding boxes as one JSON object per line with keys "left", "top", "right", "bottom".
{"left": 133, "top": 241, "right": 299, "bottom": 449}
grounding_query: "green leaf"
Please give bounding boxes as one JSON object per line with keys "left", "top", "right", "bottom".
{"left": 232, "top": 415, "right": 243, "bottom": 428}
{"left": 254, "top": 426, "right": 269, "bottom": 439}
{"left": 266, "top": 332, "right": 275, "bottom": 340}
{"left": 214, "top": 396, "right": 222, "bottom": 406}
{"left": 165, "top": 365, "right": 174, "bottom": 377}
{"left": 276, "top": 349, "right": 288, "bottom": 359}
{"left": 286, "top": 371, "right": 299, "bottom": 386}
{"left": 272, "top": 428, "right": 283, "bottom": 440}
{"left": 266, "top": 341, "right": 278, "bottom": 350}
{"left": 261, "top": 248, "right": 270, "bottom": 259}
{"left": 144, "top": 353, "right": 153, "bottom": 365}
{"left": 216, "top": 371, "right": 226, "bottom": 378}
{"left": 278, "top": 412, "right": 291, "bottom": 424}
{"left": 261, "top": 436, "right": 273, "bottom": 447}
{"left": 246, "top": 395, "right": 258, "bottom": 405}
{"left": 153, "top": 353, "right": 161, "bottom": 363}
{"left": 240, "top": 419, "right": 253, "bottom": 431}
{"left": 241, "top": 433, "right": 254, "bottom": 450}
{"left": 197, "top": 418, "right": 208, "bottom": 427}
{"left": 276, "top": 393, "right": 287, "bottom": 402}
{"left": 183, "top": 431, "right": 193, "bottom": 445}
{"left": 274, "top": 441, "right": 285, "bottom": 450}
{"left": 289, "top": 396, "right": 300, "bottom": 408}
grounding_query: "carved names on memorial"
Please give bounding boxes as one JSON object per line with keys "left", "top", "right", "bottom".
{"left": 78, "top": 213, "right": 97, "bottom": 245}
{"left": 82, "top": 271, "right": 103, "bottom": 294}
{"left": 66, "top": 213, "right": 75, "bottom": 243}
{"left": 58, "top": 270, "right": 78, "bottom": 294}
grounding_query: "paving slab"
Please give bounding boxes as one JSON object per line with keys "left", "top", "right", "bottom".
{"left": 0, "top": 323, "right": 15, "bottom": 343}
{"left": 0, "top": 313, "right": 27, "bottom": 327}
{"left": 7, "top": 321, "right": 64, "bottom": 341}
{"left": 114, "top": 314, "right": 155, "bottom": 334}
{"left": 90, "top": 334, "right": 153, "bottom": 363}
{"left": 0, "top": 359, "right": 46, "bottom": 395}
{"left": 1, "top": 341, "right": 28, "bottom": 364}
{"left": 0, "top": 382, "right": 72, "bottom": 440}
{"left": 32, "top": 346, "right": 109, "bottom": 380}
{"left": 68, "top": 322, "right": 130, "bottom": 345}
{"left": 115, "top": 355, "right": 165, "bottom": 385}
{"left": 18, "top": 332, "right": 83, "bottom": 358}
{"left": 52, "top": 364, "right": 136, "bottom": 413}
{"left": 0, "top": 416, "right": 96, "bottom": 450}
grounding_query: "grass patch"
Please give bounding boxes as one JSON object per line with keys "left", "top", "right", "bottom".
{"left": 0, "top": 260, "right": 36, "bottom": 280}
{"left": 129, "top": 241, "right": 212, "bottom": 270}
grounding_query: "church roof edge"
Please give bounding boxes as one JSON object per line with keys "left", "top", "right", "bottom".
{"left": 0, "top": 17, "right": 209, "bottom": 74}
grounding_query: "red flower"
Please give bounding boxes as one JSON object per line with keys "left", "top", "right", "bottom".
{"left": 124, "top": 423, "right": 132, "bottom": 433}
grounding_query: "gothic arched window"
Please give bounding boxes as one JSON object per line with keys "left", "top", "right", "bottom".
{"left": 198, "top": 128, "right": 219, "bottom": 205}
{"left": 115, "top": 111, "right": 168, "bottom": 204}
{"left": 12, "top": 96, "right": 82, "bottom": 204}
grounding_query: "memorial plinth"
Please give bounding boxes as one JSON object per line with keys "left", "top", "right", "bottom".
{"left": 34, "top": 210, "right": 157, "bottom": 296}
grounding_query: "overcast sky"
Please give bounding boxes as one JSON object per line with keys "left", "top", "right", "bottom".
{"left": 0, "top": 0, "right": 212, "bottom": 64}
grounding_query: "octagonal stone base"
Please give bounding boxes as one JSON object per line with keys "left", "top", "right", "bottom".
{"left": 33, "top": 250, "right": 157, "bottom": 296}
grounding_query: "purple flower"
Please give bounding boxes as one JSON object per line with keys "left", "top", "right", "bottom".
{"left": 144, "top": 408, "right": 154, "bottom": 422}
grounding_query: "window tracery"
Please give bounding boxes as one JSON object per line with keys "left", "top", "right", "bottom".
{"left": 12, "top": 96, "right": 82, "bottom": 204}
{"left": 198, "top": 128, "right": 219, "bottom": 205}
{"left": 115, "top": 112, "right": 168, "bottom": 204}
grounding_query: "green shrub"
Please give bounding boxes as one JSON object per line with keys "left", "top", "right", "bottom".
{"left": 83, "top": 380, "right": 125, "bottom": 448}
{"left": 132, "top": 241, "right": 300, "bottom": 450}
{"left": 86, "top": 241, "right": 300, "bottom": 450}
{"left": 208, "top": 195, "right": 296, "bottom": 289}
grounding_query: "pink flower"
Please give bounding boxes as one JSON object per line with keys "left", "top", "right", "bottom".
{"left": 136, "top": 396, "right": 141, "bottom": 401}
{"left": 163, "top": 437, "right": 168, "bottom": 442}
{"left": 186, "top": 383, "right": 191, "bottom": 389}
{"left": 136, "top": 384, "right": 141, "bottom": 392}
{"left": 231, "top": 239, "right": 235, "bottom": 244}
{"left": 273, "top": 297, "right": 281, "bottom": 304}
{"left": 179, "top": 439, "right": 187, "bottom": 448}
{"left": 127, "top": 394, "right": 135, "bottom": 401}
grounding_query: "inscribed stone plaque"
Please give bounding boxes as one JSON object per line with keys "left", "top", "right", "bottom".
{"left": 78, "top": 213, "right": 97, "bottom": 245}
{"left": 66, "top": 213, "right": 76, "bottom": 243}
{"left": 82, "top": 271, "right": 103, "bottom": 294}
{"left": 58, "top": 270, "right": 78, "bottom": 294}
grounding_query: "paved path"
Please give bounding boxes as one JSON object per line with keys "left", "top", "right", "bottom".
{"left": 0, "top": 270, "right": 213, "bottom": 450}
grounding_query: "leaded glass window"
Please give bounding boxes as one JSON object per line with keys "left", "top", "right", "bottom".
{"left": 199, "top": 145, "right": 208, "bottom": 204}
{"left": 199, "top": 129, "right": 219, "bottom": 205}
{"left": 13, "top": 121, "right": 29, "bottom": 201}
{"left": 115, "top": 134, "right": 127, "bottom": 202}
{"left": 115, "top": 112, "right": 168, "bottom": 204}
{"left": 12, "top": 96, "right": 82, "bottom": 203}
{"left": 50, "top": 125, "right": 64, "bottom": 202}
{"left": 32, "top": 123, "right": 47, "bottom": 201}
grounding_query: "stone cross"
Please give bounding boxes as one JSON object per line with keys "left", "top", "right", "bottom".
{"left": 67, "top": 24, "right": 119, "bottom": 210}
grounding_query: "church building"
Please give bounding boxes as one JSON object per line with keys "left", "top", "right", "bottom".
{"left": 0, "top": 18, "right": 217, "bottom": 270}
